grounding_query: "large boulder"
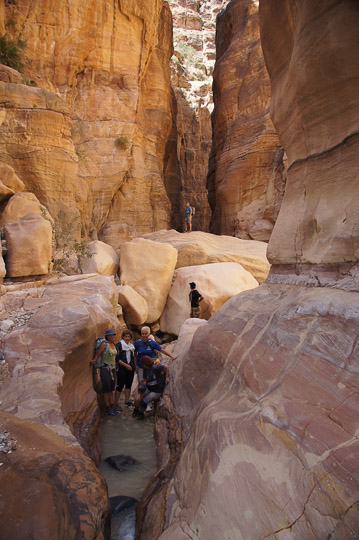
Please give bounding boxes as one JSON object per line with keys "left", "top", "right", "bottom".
{"left": 0, "top": 163, "right": 25, "bottom": 202}
{"left": 160, "top": 262, "right": 258, "bottom": 336}
{"left": 117, "top": 284, "right": 148, "bottom": 326}
{"left": 4, "top": 212, "right": 52, "bottom": 277}
{"left": 80, "top": 240, "right": 119, "bottom": 276}
{"left": 0, "top": 192, "right": 52, "bottom": 226}
{"left": 143, "top": 230, "right": 270, "bottom": 283}
{"left": 119, "top": 238, "right": 178, "bottom": 324}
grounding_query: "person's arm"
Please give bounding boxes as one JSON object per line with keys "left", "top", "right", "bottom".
{"left": 90, "top": 342, "right": 106, "bottom": 365}
{"left": 160, "top": 348, "right": 177, "bottom": 361}
{"left": 164, "top": 364, "right": 169, "bottom": 384}
{"left": 118, "top": 359, "right": 132, "bottom": 371}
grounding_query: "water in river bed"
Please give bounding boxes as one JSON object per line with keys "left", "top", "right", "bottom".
{"left": 100, "top": 404, "right": 157, "bottom": 540}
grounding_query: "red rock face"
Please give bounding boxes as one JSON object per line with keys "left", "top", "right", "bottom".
{"left": 208, "top": 0, "right": 286, "bottom": 241}
{"left": 0, "top": 412, "right": 111, "bottom": 540}
{"left": 154, "top": 286, "right": 359, "bottom": 539}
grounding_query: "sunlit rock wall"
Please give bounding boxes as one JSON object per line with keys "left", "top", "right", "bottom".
{"left": 0, "top": 0, "right": 173, "bottom": 249}
{"left": 208, "top": 0, "right": 286, "bottom": 241}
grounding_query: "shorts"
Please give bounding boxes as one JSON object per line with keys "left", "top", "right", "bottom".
{"left": 141, "top": 388, "right": 162, "bottom": 408}
{"left": 190, "top": 306, "right": 200, "bottom": 318}
{"left": 185, "top": 215, "right": 192, "bottom": 225}
{"left": 116, "top": 366, "right": 135, "bottom": 391}
{"left": 100, "top": 366, "right": 116, "bottom": 393}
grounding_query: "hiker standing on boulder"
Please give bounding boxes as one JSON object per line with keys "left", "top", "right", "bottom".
{"left": 114, "top": 329, "right": 135, "bottom": 409}
{"left": 132, "top": 355, "right": 169, "bottom": 420}
{"left": 135, "top": 326, "right": 176, "bottom": 383}
{"left": 91, "top": 329, "right": 118, "bottom": 416}
{"left": 189, "top": 282, "right": 203, "bottom": 318}
{"left": 184, "top": 202, "right": 194, "bottom": 232}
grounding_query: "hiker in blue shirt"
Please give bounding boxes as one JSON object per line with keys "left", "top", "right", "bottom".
{"left": 184, "top": 202, "right": 194, "bottom": 232}
{"left": 134, "top": 326, "right": 176, "bottom": 382}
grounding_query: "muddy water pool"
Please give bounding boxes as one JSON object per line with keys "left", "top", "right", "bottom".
{"left": 100, "top": 405, "right": 157, "bottom": 540}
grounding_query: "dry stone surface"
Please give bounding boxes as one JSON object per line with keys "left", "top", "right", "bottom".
{"left": 143, "top": 229, "right": 270, "bottom": 283}
{"left": 80, "top": 240, "right": 119, "bottom": 276}
{"left": 119, "top": 238, "right": 178, "bottom": 324}
{"left": 0, "top": 274, "right": 119, "bottom": 538}
{"left": 0, "top": 192, "right": 52, "bottom": 227}
{"left": 260, "top": 0, "right": 359, "bottom": 281}
{"left": 117, "top": 284, "right": 149, "bottom": 326}
{"left": 4, "top": 212, "right": 52, "bottom": 278}
{"left": 160, "top": 261, "right": 258, "bottom": 335}
{"left": 0, "top": 163, "right": 25, "bottom": 202}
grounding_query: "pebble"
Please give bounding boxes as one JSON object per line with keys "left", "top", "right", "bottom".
{"left": 0, "top": 320, "right": 15, "bottom": 332}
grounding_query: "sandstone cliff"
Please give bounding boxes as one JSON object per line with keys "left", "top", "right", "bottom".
{"left": 208, "top": 0, "right": 286, "bottom": 241}
{"left": 0, "top": 0, "right": 173, "bottom": 250}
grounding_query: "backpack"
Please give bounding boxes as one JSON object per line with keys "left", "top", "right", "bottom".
{"left": 93, "top": 337, "right": 108, "bottom": 368}
{"left": 146, "top": 365, "right": 166, "bottom": 393}
{"left": 135, "top": 339, "right": 158, "bottom": 358}
{"left": 192, "top": 206, "right": 196, "bottom": 216}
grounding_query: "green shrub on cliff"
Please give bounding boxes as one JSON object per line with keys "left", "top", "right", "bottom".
{"left": 0, "top": 33, "right": 26, "bottom": 72}
{"left": 115, "top": 135, "right": 130, "bottom": 150}
{"left": 52, "top": 211, "right": 94, "bottom": 274}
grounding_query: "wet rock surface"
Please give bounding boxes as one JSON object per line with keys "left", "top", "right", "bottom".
{"left": 109, "top": 495, "right": 138, "bottom": 514}
{"left": 105, "top": 454, "right": 140, "bottom": 472}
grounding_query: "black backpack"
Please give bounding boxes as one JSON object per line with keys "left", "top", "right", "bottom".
{"left": 146, "top": 365, "right": 166, "bottom": 393}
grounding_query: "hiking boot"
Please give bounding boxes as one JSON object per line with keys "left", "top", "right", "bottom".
{"left": 114, "top": 405, "right": 122, "bottom": 412}
{"left": 105, "top": 408, "right": 115, "bottom": 416}
{"left": 125, "top": 401, "right": 134, "bottom": 407}
{"left": 132, "top": 408, "right": 139, "bottom": 418}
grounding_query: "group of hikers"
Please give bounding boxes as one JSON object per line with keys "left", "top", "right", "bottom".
{"left": 90, "top": 325, "right": 176, "bottom": 418}
{"left": 90, "top": 283, "right": 203, "bottom": 419}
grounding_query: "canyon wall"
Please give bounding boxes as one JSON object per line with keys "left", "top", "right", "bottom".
{"left": 138, "top": 1, "right": 359, "bottom": 538}
{"left": 166, "top": 0, "right": 228, "bottom": 232}
{"left": 0, "top": 0, "right": 173, "bottom": 250}
{"left": 0, "top": 274, "right": 120, "bottom": 538}
{"left": 208, "top": 0, "right": 286, "bottom": 240}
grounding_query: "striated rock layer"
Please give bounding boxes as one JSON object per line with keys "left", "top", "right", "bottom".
{"left": 208, "top": 0, "right": 285, "bottom": 241}
{"left": 150, "top": 286, "right": 359, "bottom": 539}
{"left": 0, "top": 274, "right": 120, "bottom": 538}
{"left": 1, "top": 1, "right": 174, "bottom": 249}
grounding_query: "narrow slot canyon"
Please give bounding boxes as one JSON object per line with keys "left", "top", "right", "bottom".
{"left": 0, "top": 1, "right": 358, "bottom": 539}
